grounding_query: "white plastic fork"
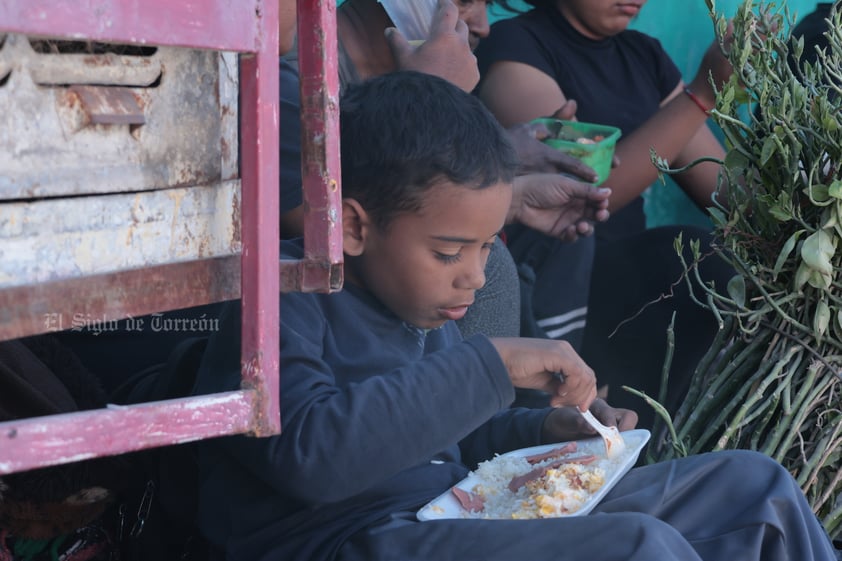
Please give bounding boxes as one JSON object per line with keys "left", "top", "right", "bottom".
{"left": 581, "top": 409, "right": 626, "bottom": 459}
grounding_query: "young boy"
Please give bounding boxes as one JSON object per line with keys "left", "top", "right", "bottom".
{"left": 191, "top": 71, "right": 836, "bottom": 561}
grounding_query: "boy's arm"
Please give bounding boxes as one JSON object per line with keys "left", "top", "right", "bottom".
{"left": 216, "top": 293, "right": 516, "bottom": 504}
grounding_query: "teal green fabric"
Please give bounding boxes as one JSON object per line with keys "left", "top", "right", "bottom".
{"left": 487, "top": 0, "right": 821, "bottom": 227}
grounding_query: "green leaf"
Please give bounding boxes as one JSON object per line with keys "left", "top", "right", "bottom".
{"left": 760, "top": 135, "right": 777, "bottom": 166}
{"left": 801, "top": 229, "right": 836, "bottom": 276}
{"left": 795, "top": 262, "right": 811, "bottom": 291}
{"left": 822, "top": 206, "right": 838, "bottom": 230}
{"left": 727, "top": 275, "right": 747, "bottom": 308}
{"left": 829, "top": 179, "right": 842, "bottom": 199}
{"left": 809, "top": 270, "right": 833, "bottom": 291}
{"left": 769, "top": 205, "right": 792, "bottom": 221}
{"left": 814, "top": 299, "right": 831, "bottom": 341}
{"left": 723, "top": 149, "right": 749, "bottom": 174}
{"left": 773, "top": 230, "right": 802, "bottom": 279}
{"left": 808, "top": 184, "right": 832, "bottom": 205}
{"left": 708, "top": 207, "right": 727, "bottom": 227}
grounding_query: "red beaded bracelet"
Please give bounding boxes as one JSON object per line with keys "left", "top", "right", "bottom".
{"left": 684, "top": 87, "right": 711, "bottom": 115}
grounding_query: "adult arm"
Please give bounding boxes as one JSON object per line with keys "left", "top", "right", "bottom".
{"left": 201, "top": 295, "right": 515, "bottom": 504}
{"left": 209, "top": 296, "right": 594, "bottom": 504}
{"left": 478, "top": 36, "right": 733, "bottom": 213}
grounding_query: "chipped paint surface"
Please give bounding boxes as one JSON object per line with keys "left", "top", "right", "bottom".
{"left": 0, "top": 180, "right": 241, "bottom": 288}
{"left": 0, "top": 35, "right": 237, "bottom": 200}
{"left": 0, "top": 391, "right": 259, "bottom": 475}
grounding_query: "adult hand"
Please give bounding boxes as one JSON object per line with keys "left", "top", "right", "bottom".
{"left": 490, "top": 337, "right": 597, "bottom": 409}
{"left": 505, "top": 99, "right": 608, "bottom": 181}
{"left": 509, "top": 174, "right": 611, "bottom": 242}
{"left": 384, "top": 0, "right": 479, "bottom": 93}
{"left": 540, "top": 399, "right": 638, "bottom": 444}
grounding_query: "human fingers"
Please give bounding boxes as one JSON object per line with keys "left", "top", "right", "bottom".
{"left": 515, "top": 121, "right": 552, "bottom": 142}
{"left": 388, "top": 0, "right": 477, "bottom": 92}
{"left": 428, "top": 0, "right": 461, "bottom": 37}
{"left": 543, "top": 148, "right": 597, "bottom": 181}
{"left": 507, "top": 125, "right": 598, "bottom": 180}
{"left": 574, "top": 221, "right": 594, "bottom": 237}
{"left": 491, "top": 337, "right": 596, "bottom": 408}
{"left": 544, "top": 355, "right": 597, "bottom": 411}
{"left": 384, "top": 26, "right": 412, "bottom": 63}
{"left": 549, "top": 99, "right": 578, "bottom": 122}
{"left": 540, "top": 407, "right": 593, "bottom": 443}
{"left": 589, "top": 399, "right": 639, "bottom": 431}
{"left": 454, "top": 14, "right": 470, "bottom": 42}
{"left": 549, "top": 378, "right": 596, "bottom": 411}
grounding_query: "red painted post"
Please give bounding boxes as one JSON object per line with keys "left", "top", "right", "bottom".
{"left": 297, "top": 0, "right": 344, "bottom": 293}
{"left": 239, "top": 0, "right": 281, "bottom": 436}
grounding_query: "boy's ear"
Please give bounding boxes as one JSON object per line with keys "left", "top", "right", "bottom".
{"left": 342, "top": 198, "right": 369, "bottom": 257}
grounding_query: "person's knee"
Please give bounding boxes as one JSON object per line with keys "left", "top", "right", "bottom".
{"left": 708, "top": 450, "right": 793, "bottom": 490}
{"left": 611, "top": 513, "right": 698, "bottom": 559}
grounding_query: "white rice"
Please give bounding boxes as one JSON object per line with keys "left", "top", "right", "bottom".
{"left": 462, "top": 434, "right": 642, "bottom": 519}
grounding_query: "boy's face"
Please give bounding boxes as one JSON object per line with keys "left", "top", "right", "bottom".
{"left": 344, "top": 180, "right": 512, "bottom": 329}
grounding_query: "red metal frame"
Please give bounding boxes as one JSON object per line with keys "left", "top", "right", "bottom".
{"left": 0, "top": 0, "right": 343, "bottom": 474}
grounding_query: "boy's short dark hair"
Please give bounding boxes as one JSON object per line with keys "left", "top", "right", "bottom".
{"left": 340, "top": 70, "right": 518, "bottom": 230}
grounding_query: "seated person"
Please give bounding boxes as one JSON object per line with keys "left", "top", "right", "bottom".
{"left": 474, "top": 0, "right": 738, "bottom": 424}
{"left": 191, "top": 70, "right": 836, "bottom": 561}
{"left": 283, "top": 0, "right": 612, "bottom": 341}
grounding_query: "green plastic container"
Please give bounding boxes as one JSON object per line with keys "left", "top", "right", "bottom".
{"left": 531, "top": 118, "right": 621, "bottom": 185}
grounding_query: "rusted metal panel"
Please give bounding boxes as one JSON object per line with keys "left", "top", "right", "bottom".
{"left": 0, "top": 181, "right": 241, "bottom": 288}
{"left": 0, "top": 256, "right": 241, "bottom": 342}
{"left": 219, "top": 52, "right": 239, "bottom": 181}
{"left": 0, "top": 391, "right": 258, "bottom": 475}
{"left": 28, "top": 50, "right": 161, "bottom": 86}
{"left": 0, "top": 35, "right": 236, "bottom": 200}
{"left": 66, "top": 85, "right": 145, "bottom": 125}
{"left": 0, "top": 0, "right": 262, "bottom": 53}
{"left": 238, "top": 0, "right": 280, "bottom": 436}
{"left": 298, "top": 0, "right": 344, "bottom": 293}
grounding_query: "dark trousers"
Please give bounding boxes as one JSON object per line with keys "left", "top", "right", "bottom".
{"left": 338, "top": 451, "right": 836, "bottom": 561}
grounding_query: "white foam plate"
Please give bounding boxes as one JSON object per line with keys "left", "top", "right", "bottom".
{"left": 417, "top": 429, "right": 650, "bottom": 521}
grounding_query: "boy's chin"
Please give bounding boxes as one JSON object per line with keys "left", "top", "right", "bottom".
{"left": 406, "top": 317, "right": 449, "bottom": 331}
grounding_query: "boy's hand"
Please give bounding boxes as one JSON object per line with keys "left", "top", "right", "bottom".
{"left": 508, "top": 174, "right": 611, "bottom": 242}
{"left": 540, "top": 399, "right": 638, "bottom": 443}
{"left": 384, "top": 0, "right": 479, "bottom": 93}
{"left": 490, "top": 337, "right": 597, "bottom": 410}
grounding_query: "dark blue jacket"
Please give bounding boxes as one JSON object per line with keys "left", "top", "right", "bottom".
{"left": 192, "top": 239, "right": 549, "bottom": 561}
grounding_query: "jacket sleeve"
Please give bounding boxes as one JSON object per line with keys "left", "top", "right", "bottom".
{"left": 458, "top": 407, "right": 550, "bottom": 469}
{"left": 209, "top": 292, "right": 516, "bottom": 504}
